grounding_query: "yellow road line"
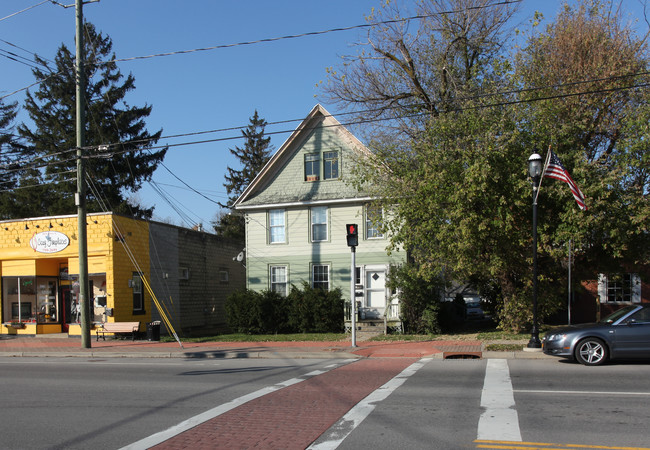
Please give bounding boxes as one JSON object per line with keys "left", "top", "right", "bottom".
{"left": 475, "top": 440, "right": 650, "bottom": 450}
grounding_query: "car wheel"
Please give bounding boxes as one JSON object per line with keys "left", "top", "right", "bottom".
{"left": 575, "top": 338, "right": 608, "bottom": 366}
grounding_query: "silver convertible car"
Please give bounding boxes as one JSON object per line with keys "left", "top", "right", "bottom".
{"left": 542, "top": 305, "right": 650, "bottom": 366}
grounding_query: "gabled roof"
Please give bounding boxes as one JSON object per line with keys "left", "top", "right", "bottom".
{"left": 233, "top": 104, "right": 373, "bottom": 210}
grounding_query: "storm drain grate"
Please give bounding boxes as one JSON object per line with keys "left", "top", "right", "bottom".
{"left": 443, "top": 351, "right": 482, "bottom": 360}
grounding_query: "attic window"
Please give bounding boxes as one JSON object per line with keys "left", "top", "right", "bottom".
{"left": 305, "top": 154, "right": 319, "bottom": 181}
{"left": 323, "top": 151, "right": 339, "bottom": 179}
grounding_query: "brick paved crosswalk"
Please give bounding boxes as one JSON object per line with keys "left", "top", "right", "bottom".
{"left": 150, "top": 358, "right": 417, "bottom": 450}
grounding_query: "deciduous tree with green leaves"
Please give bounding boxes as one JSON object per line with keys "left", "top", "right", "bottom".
{"left": 324, "top": 0, "right": 649, "bottom": 331}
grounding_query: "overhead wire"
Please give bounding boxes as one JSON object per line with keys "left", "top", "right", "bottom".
{"left": 2, "top": 1, "right": 521, "bottom": 100}
{"left": 0, "top": 0, "right": 51, "bottom": 22}
{"left": 85, "top": 172, "right": 184, "bottom": 344}
{"left": 3, "top": 0, "right": 646, "bottom": 199}
{"left": 3, "top": 70, "right": 648, "bottom": 177}
{"left": 79, "top": 77, "right": 650, "bottom": 161}
{"left": 97, "top": 1, "right": 523, "bottom": 65}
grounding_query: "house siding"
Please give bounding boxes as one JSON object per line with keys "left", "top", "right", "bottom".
{"left": 245, "top": 203, "right": 402, "bottom": 299}
{"left": 235, "top": 105, "right": 406, "bottom": 323}
{"left": 244, "top": 117, "right": 364, "bottom": 206}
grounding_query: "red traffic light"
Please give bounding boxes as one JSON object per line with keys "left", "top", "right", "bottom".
{"left": 346, "top": 223, "right": 358, "bottom": 247}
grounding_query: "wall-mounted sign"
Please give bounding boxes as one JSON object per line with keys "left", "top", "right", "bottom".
{"left": 30, "top": 231, "right": 70, "bottom": 254}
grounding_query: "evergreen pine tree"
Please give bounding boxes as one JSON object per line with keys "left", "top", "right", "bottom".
{"left": 16, "top": 23, "right": 166, "bottom": 218}
{"left": 0, "top": 99, "right": 22, "bottom": 217}
{"left": 214, "top": 110, "right": 272, "bottom": 240}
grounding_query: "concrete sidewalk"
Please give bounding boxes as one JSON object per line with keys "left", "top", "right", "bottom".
{"left": 0, "top": 335, "right": 554, "bottom": 360}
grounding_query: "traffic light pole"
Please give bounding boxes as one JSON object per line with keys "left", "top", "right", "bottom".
{"left": 350, "top": 246, "right": 356, "bottom": 348}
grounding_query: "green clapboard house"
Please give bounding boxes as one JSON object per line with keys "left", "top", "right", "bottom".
{"left": 233, "top": 104, "right": 406, "bottom": 331}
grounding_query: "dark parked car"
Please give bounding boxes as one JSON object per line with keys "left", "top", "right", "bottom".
{"left": 465, "top": 301, "right": 485, "bottom": 320}
{"left": 542, "top": 305, "right": 650, "bottom": 366}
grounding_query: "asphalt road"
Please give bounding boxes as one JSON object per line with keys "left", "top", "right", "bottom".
{"left": 1, "top": 356, "right": 649, "bottom": 449}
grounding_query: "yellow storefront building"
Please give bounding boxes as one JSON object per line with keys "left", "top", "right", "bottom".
{"left": 1, "top": 212, "right": 245, "bottom": 337}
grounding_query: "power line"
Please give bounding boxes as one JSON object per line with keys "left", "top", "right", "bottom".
{"left": 4, "top": 70, "right": 649, "bottom": 174}
{"left": 0, "top": 49, "right": 42, "bottom": 69}
{"left": 0, "top": 38, "right": 55, "bottom": 65}
{"left": 2, "top": 1, "right": 521, "bottom": 99}
{"left": 82, "top": 78, "right": 650, "bottom": 160}
{"left": 0, "top": 0, "right": 51, "bottom": 22}
{"left": 99, "top": 1, "right": 522, "bottom": 65}
{"left": 0, "top": 69, "right": 66, "bottom": 101}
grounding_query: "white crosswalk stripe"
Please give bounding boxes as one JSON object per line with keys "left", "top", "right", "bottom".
{"left": 477, "top": 359, "right": 522, "bottom": 442}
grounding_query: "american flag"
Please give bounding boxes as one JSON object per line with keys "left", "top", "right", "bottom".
{"left": 543, "top": 151, "right": 587, "bottom": 210}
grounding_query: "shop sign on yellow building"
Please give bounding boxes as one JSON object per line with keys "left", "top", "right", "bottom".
{"left": 0, "top": 213, "right": 150, "bottom": 336}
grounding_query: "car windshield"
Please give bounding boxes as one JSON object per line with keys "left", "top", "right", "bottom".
{"left": 599, "top": 305, "right": 637, "bottom": 324}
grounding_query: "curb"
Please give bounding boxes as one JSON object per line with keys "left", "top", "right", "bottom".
{"left": 0, "top": 350, "right": 557, "bottom": 360}
{"left": 0, "top": 350, "right": 361, "bottom": 359}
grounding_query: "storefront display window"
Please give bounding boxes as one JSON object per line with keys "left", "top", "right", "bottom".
{"left": 91, "top": 275, "right": 108, "bottom": 322}
{"left": 64, "top": 274, "right": 108, "bottom": 323}
{"left": 2, "top": 277, "right": 38, "bottom": 323}
{"left": 37, "top": 278, "right": 58, "bottom": 323}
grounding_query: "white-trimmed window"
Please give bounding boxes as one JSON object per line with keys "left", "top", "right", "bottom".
{"left": 304, "top": 154, "right": 320, "bottom": 181}
{"left": 366, "top": 205, "right": 384, "bottom": 239}
{"left": 270, "top": 265, "right": 288, "bottom": 296}
{"left": 323, "top": 151, "right": 339, "bottom": 180}
{"left": 311, "top": 206, "right": 328, "bottom": 242}
{"left": 312, "top": 264, "right": 330, "bottom": 291}
{"left": 269, "top": 209, "right": 286, "bottom": 244}
{"left": 598, "top": 273, "right": 641, "bottom": 303}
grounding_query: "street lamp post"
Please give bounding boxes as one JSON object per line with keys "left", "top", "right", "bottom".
{"left": 528, "top": 151, "right": 543, "bottom": 349}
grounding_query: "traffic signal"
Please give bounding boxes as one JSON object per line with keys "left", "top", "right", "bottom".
{"left": 346, "top": 223, "right": 358, "bottom": 247}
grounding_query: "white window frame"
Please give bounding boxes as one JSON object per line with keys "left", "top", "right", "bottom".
{"left": 323, "top": 151, "right": 339, "bottom": 180}
{"left": 312, "top": 264, "right": 330, "bottom": 291}
{"left": 269, "top": 209, "right": 286, "bottom": 244}
{"left": 365, "top": 205, "right": 384, "bottom": 239}
{"left": 304, "top": 153, "right": 320, "bottom": 181}
{"left": 270, "top": 265, "right": 288, "bottom": 296}
{"left": 598, "top": 273, "right": 641, "bottom": 303}
{"left": 311, "top": 206, "right": 328, "bottom": 242}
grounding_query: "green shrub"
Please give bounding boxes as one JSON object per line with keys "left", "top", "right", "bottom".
{"left": 226, "top": 284, "right": 344, "bottom": 334}
{"left": 386, "top": 263, "right": 445, "bottom": 334}
{"left": 421, "top": 303, "right": 441, "bottom": 334}
{"left": 225, "top": 289, "right": 262, "bottom": 334}
{"left": 288, "top": 282, "right": 344, "bottom": 333}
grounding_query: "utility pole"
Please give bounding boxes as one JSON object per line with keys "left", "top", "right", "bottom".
{"left": 76, "top": 0, "right": 91, "bottom": 348}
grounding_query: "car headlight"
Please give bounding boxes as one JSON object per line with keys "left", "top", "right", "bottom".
{"left": 545, "top": 333, "right": 566, "bottom": 342}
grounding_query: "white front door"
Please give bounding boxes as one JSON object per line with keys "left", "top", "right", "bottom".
{"left": 364, "top": 267, "right": 387, "bottom": 319}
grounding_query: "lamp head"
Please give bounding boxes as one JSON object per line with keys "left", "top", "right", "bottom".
{"left": 528, "top": 151, "right": 543, "bottom": 180}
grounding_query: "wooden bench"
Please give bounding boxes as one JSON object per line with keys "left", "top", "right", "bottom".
{"left": 96, "top": 322, "right": 140, "bottom": 341}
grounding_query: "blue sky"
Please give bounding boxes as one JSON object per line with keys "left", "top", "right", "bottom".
{"left": 1, "top": 1, "right": 646, "bottom": 228}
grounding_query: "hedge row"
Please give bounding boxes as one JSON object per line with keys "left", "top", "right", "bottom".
{"left": 225, "top": 282, "right": 345, "bottom": 334}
